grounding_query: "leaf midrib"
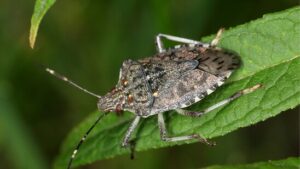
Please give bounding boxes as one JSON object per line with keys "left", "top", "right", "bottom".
{"left": 69, "top": 56, "right": 299, "bottom": 157}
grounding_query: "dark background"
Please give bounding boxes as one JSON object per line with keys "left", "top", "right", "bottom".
{"left": 0, "top": 0, "right": 299, "bottom": 169}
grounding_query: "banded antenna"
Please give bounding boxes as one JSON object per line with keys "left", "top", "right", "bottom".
{"left": 67, "top": 111, "right": 109, "bottom": 169}
{"left": 46, "top": 68, "right": 102, "bottom": 99}
{"left": 46, "top": 67, "right": 108, "bottom": 169}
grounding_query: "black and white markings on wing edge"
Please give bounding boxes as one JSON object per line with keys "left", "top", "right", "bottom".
{"left": 46, "top": 29, "right": 262, "bottom": 169}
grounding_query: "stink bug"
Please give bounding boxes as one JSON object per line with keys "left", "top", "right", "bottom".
{"left": 46, "top": 29, "right": 261, "bottom": 169}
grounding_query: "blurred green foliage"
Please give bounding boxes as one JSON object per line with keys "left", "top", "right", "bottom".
{"left": 55, "top": 7, "right": 300, "bottom": 168}
{"left": 0, "top": 0, "right": 299, "bottom": 169}
{"left": 204, "top": 157, "right": 300, "bottom": 169}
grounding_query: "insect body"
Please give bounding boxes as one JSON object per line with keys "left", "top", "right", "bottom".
{"left": 46, "top": 29, "right": 261, "bottom": 169}
{"left": 101, "top": 45, "right": 239, "bottom": 117}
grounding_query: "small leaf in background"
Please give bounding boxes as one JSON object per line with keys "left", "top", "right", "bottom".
{"left": 29, "top": 0, "right": 56, "bottom": 49}
{"left": 203, "top": 157, "right": 299, "bottom": 169}
{"left": 54, "top": 7, "right": 300, "bottom": 169}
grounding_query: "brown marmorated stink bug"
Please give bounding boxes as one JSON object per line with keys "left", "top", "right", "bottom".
{"left": 46, "top": 29, "right": 261, "bottom": 169}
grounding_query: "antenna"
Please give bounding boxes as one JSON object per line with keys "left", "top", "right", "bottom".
{"left": 67, "top": 112, "right": 109, "bottom": 169}
{"left": 46, "top": 68, "right": 102, "bottom": 99}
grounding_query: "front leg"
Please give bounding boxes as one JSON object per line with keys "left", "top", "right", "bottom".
{"left": 157, "top": 113, "right": 215, "bottom": 146}
{"left": 121, "top": 116, "right": 141, "bottom": 147}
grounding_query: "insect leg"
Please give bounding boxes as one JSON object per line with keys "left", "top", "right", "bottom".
{"left": 176, "top": 84, "right": 262, "bottom": 116}
{"left": 211, "top": 28, "right": 224, "bottom": 47}
{"left": 157, "top": 113, "right": 215, "bottom": 145}
{"left": 155, "top": 28, "right": 224, "bottom": 53}
{"left": 155, "top": 33, "right": 210, "bottom": 53}
{"left": 121, "top": 116, "right": 141, "bottom": 147}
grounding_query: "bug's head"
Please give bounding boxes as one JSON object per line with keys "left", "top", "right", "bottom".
{"left": 97, "top": 87, "right": 126, "bottom": 113}
{"left": 97, "top": 59, "right": 136, "bottom": 113}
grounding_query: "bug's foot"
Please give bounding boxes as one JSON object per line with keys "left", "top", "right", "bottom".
{"left": 193, "top": 134, "right": 216, "bottom": 146}
{"left": 121, "top": 140, "right": 136, "bottom": 159}
{"left": 129, "top": 140, "right": 136, "bottom": 160}
{"left": 121, "top": 143, "right": 128, "bottom": 148}
{"left": 206, "top": 140, "right": 217, "bottom": 147}
{"left": 211, "top": 28, "right": 225, "bottom": 47}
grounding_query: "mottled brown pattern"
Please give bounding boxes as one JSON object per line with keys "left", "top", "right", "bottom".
{"left": 98, "top": 44, "right": 239, "bottom": 117}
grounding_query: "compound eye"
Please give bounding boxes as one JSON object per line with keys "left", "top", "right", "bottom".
{"left": 115, "top": 103, "right": 123, "bottom": 113}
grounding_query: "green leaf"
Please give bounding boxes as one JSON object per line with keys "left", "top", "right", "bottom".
{"left": 203, "top": 157, "right": 300, "bottom": 169}
{"left": 54, "top": 7, "right": 300, "bottom": 169}
{"left": 29, "top": 0, "right": 56, "bottom": 48}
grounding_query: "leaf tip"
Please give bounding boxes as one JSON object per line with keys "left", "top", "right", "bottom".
{"left": 29, "top": 26, "right": 37, "bottom": 49}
